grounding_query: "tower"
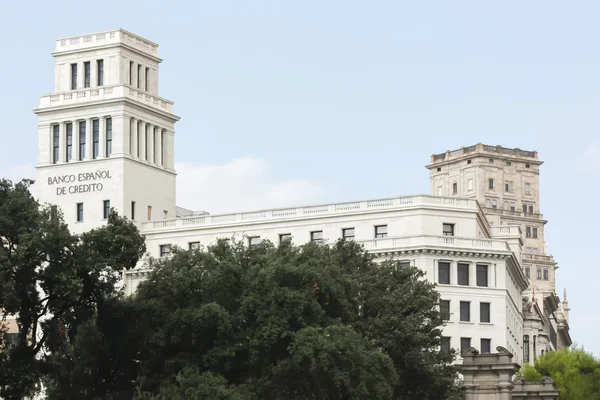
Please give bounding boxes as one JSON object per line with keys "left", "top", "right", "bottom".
{"left": 426, "top": 143, "right": 557, "bottom": 303}
{"left": 34, "top": 29, "right": 179, "bottom": 233}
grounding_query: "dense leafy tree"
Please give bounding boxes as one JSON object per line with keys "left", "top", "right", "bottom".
{"left": 0, "top": 178, "right": 145, "bottom": 399}
{"left": 523, "top": 346, "right": 600, "bottom": 400}
{"left": 120, "top": 238, "right": 460, "bottom": 399}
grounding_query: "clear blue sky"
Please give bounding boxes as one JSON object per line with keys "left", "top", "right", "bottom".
{"left": 1, "top": 1, "right": 598, "bottom": 355}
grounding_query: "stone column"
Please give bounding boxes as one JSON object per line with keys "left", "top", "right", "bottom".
{"left": 99, "top": 117, "right": 106, "bottom": 158}
{"left": 77, "top": 61, "right": 84, "bottom": 89}
{"left": 59, "top": 122, "right": 66, "bottom": 163}
{"left": 139, "top": 121, "right": 146, "bottom": 161}
{"left": 147, "top": 124, "right": 154, "bottom": 164}
{"left": 154, "top": 127, "right": 161, "bottom": 166}
{"left": 131, "top": 118, "right": 138, "bottom": 158}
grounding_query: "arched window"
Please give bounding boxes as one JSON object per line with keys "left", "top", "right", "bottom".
{"left": 523, "top": 335, "right": 530, "bottom": 363}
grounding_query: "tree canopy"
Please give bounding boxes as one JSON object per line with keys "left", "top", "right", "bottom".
{"left": 0, "top": 178, "right": 146, "bottom": 399}
{"left": 47, "top": 238, "right": 461, "bottom": 399}
{"left": 522, "top": 346, "right": 600, "bottom": 400}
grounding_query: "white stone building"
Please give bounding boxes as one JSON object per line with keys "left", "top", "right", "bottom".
{"left": 28, "top": 29, "right": 571, "bottom": 364}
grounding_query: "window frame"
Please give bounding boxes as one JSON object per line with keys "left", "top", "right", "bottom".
{"left": 459, "top": 301, "right": 470, "bottom": 322}
{"left": 248, "top": 236, "right": 262, "bottom": 246}
{"left": 457, "top": 263, "right": 469, "bottom": 286}
{"left": 103, "top": 200, "right": 110, "bottom": 220}
{"left": 159, "top": 244, "right": 172, "bottom": 258}
{"left": 279, "top": 233, "right": 292, "bottom": 244}
{"left": 310, "top": 231, "right": 324, "bottom": 242}
{"left": 438, "top": 262, "right": 450, "bottom": 285}
{"left": 476, "top": 264, "right": 489, "bottom": 287}
{"left": 440, "top": 300, "right": 451, "bottom": 321}
{"left": 442, "top": 223, "right": 455, "bottom": 237}
{"left": 66, "top": 123, "right": 73, "bottom": 162}
{"left": 460, "top": 337, "right": 471, "bottom": 354}
{"left": 105, "top": 117, "right": 112, "bottom": 156}
{"left": 52, "top": 124, "right": 60, "bottom": 164}
{"left": 97, "top": 59, "right": 104, "bottom": 86}
{"left": 441, "top": 337, "right": 451, "bottom": 355}
{"left": 342, "top": 227, "right": 355, "bottom": 240}
{"left": 452, "top": 182, "right": 458, "bottom": 194}
{"left": 92, "top": 119, "right": 100, "bottom": 159}
{"left": 189, "top": 241, "right": 200, "bottom": 250}
{"left": 71, "top": 63, "right": 78, "bottom": 90}
{"left": 488, "top": 178, "right": 494, "bottom": 190}
{"left": 480, "top": 302, "right": 491, "bottom": 323}
{"left": 78, "top": 121, "right": 86, "bottom": 160}
{"left": 481, "top": 338, "right": 491, "bottom": 354}
{"left": 374, "top": 225, "right": 388, "bottom": 238}
{"left": 84, "top": 61, "right": 91, "bottom": 88}
{"left": 76, "top": 203, "right": 84, "bottom": 222}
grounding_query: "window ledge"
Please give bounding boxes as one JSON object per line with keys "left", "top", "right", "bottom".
{"left": 479, "top": 322, "right": 493, "bottom": 326}
{"left": 459, "top": 321, "right": 475, "bottom": 325}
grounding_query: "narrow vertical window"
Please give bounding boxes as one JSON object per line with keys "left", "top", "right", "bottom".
{"left": 145, "top": 124, "right": 149, "bottom": 160}
{"left": 161, "top": 130, "right": 164, "bottom": 165}
{"left": 375, "top": 225, "right": 388, "bottom": 238}
{"left": 97, "top": 59, "right": 104, "bottom": 86}
{"left": 460, "top": 301, "right": 470, "bottom": 322}
{"left": 443, "top": 223, "right": 455, "bottom": 236}
{"left": 105, "top": 118, "right": 112, "bottom": 157}
{"left": 481, "top": 339, "right": 491, "bottom": 354}
{"left": 468, "top": 179, "right": 473, "bottom": 191}
{"left": 476, "top": 264, "right": 488, "bottom": 287}
{"left": 438, "top": 262, "right": 450, "bottom": 285}
{"left": 460, "top": 338, "right": 471, "bottom": 354}
{"left": 71, "top": 63, "right": 78, "bottom": 90}
{"left": 137, "top": 121, "right": 141, "bottom": 158}
{"left": 78, "top": 121, "right": 86, "bottom": 160}
{"left": 129, "top": 61, "right": 134, "bottom": 85}
{"left": 533, "top": 227, "right": 538, "bottom": 238}
{"left": 488, "top": 178, "right": 494, "bottom": 189}
{"left": 137, "top": 64, "right": 141, "bottom": 88}
{"left": 480, "top": 302, "right": 491, "bottom": 322}
{"left": 76, "top": 203, "right": 84, "bottom": 222}
{"left": 526, "top": 226, "right": 531, "bottom": 238}
{"left": 145, "top": 67, "right": 150, "bottom": 90}
{"left": 103, "top": 200, "right": 110, "bottom": 219}
{"left": 440, "top": 300, "right": 450, "bottom": 321}
{"left": 525, "top": 183, "right": 531, "bottom": 194}
{"left": 92, "top": 119, "right": 99, "bottom": 159}
{"left": 529, "top": 204, "right": 534, "bottom": 214}
{"left": 84, "top": 61, "right": 91, "bottom": 88}
{"left": 522, "top": 204, "right": 527, "bottom": 213}
{"left": 452, "top": 182, "right": 458, "bottom": 194}
{"left": 52, "top": 125, "right": 59, "bottom": 164}
{"left": 457, "top": 263, "right": 469, "bottom": 286}
{"left": 147, "top": 205, "right": 152, "bottom": 221}
{"left": 131, "top": 201, "right": 136, "bottom": 220}
{"left": 66, "top": 123, "right": 73, "bottom": 162}
{"left": 492, "top": 199, "right": 497, "bottom": 209}
{"left": 523, "top": 335, "right": 530, "bottom": 363}
{"left": 441, "top": 337, "right": 451, "bottom": 355}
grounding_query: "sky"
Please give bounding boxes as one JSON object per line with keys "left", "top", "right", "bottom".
{"left": 1, "top": 1, "right": 599, "bottom": 355}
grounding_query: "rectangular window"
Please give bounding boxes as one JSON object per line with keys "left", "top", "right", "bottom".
{"left": 159, "top": 245, "right": 171, "bottom": 258}
{"left": 524, "top": 335, "right": 530, "bottom": 363}
{"left": 249, "top": 236, "right": 262, "bottom": 246}
{"left": 84, "top": 61, "right": 91, "bottom": 88}
{"left": 492, "top": 199, "right": 497, "bottom": 209}
{"left": 441, "top": 337, "right": 451, "bottom": 355}
{"left": 537, "top": 267, "right": 542, "bottom": 280}
{"left": 526, "top": 227, "right": 531, "bottom": 238}
{"left": 189, "top": 242, "right": 200, "bottom": 250}
{"left": 92, "top": 119, "right": 99, "bottom": 159}
{"left": 375, "top": 225, "right": 388, "bottom": 238}
{"left": 397, "top": 261, "right": 410, "bottom": 269}
{"left": 486, "top": 199, "right": 491, "bottom": 208}
{"left": 457, "top": 263, "right": 469, "bottom": 286}
{"left": 461, "top": 337, "right": 471, "bottom": 354}
{"left": 131, "top": 201, "right": 136, "bottom": 220}
{"left": 76, "top": 203, "right": 84, "bottom": 222}
{"left": 105, "top": 117, "right": 112, "bottom": 156}
{"left": 147, "top": 206, "right": 152, "bottom": 221}
{"left": 525, "top": 183, "right": 531, "bottom": 194}
{"left": 510, "top": 202, "right": 515, "bottom": 211}
{"left": 533, "top": 227, "right": 538, "bottom": 238}
{"left": 145, "top": 67, "right": 150, "bottom": 90}
{"left": 523, "top": 204, "right": 527, "bottom": 213}
{"left": 71, "top": 63, "right": 78, "bottom": 90}
{"left": 488, "top": 178, "right": 494, "bottom": 189}
{"left": 526, "top": 163, "right": 531, "bottom": 168}
{"left": 97, "top": 59, "right": 104, "bottom": 86}
{"left": 438, "top": 262, "right": 450, "bottom": 284}
{"left": 440, "top": 300, "right": 450, "bottom": 321}
{"left": 103, "top": 200, "right": 110, "bottom": 219}
{"left": 437, "top": 186, "right": 443, "bottom": 195}
{"left": 66, "top": 123, "right": 73, "bottom": 162}
{"left": 524, "top": 266, "right": 530, "bottom": 278}
{"left": 78, "top": 121, "right": 86, "bottom": 160}
{"left": 480, "top": 302, "right": 491, "bottom": 323}
{"left": 506, "top": 161, "right": 512, "bottom": 166}
{"left": 443, "top": 223, "right": 454, "bottom": 236}
{"left": 543, "top": 268, "right": 549, "bottom": 280}
{"left": 460, "top": 301, "right": 470, "bottom": 322}
{"left": 163, "top": 210, "right": 168, "bottom": 219}
{"left": 342, "top": 228, "right": 355, "bottom": 240}
{"left": 481, "top": 338, "right": 491, "bottom": 354}
{"left": 52, "top": 125, "right": 59, "bottom": 164}
{"left": 137, "top": 121, "right": 141, "bottom": 158}
{"left": 476, "top": 264, "right": 488, "bottom": 287}
{"left": 129, "top": 61, "right": 134, "bottom": 85}
{"left": 279, "top": 233, "right": 292, "bottom": 243}
{"left": 160, "top": 130, "right": 165, "bottom": 165}
{"left": 137, "top": 64, "right": 141, "bottom": 88}
{"left": 452, "top": 182, "right": 458, "bottom": 194}
{"left": 468, "top": 179, "right": 473, "bottom": 191}
{"left": 529, "top": 204, "right": 534, "bottom": 214}
{"left": 489, "top": 158, "right": 494, "bottom": 163}
{"left": 311, "top": 231, "right": 324, "bottom": 242}
{"left": 145, "top": 125, "right": 149, "bottom": 160}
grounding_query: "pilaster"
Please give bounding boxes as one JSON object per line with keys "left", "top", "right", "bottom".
{"left": 58, "top": 122, "right": 66, "bottom": 163}
{"left": 99, "top": 117, "right": 106, "bottom": 158}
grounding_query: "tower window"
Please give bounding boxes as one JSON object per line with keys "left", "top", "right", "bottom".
{"left": 71, "top": 63, "right": 77, "bottom": 90}
{"left": 442, "top": 223, "right": 454, "bottom": 236}
{"left": 131, "top": 201, "right": 136, "bottom": 220}
{"left": 78, "top": 121, "right": 86, "bottom": 160}
{"left": 129, "top": 61, "right": 134, "bottom": 85}
{"left": 480, "top": 302, "right": 491, "bottom": 322}
{"left": 160, "top": 130, "right": 165, "bottom": 166}
{"left": 506, "top": 161, "right": 511, "bottom": 166}
{"left": 145, "top": 67, "right": 150, "bottom": 91}
{"left": 375, "top": 225, "right": 388, "bottom": 238}
{"left": 66, "top": 123, "right": 73, "bottom": 162}
{"left": 436, "top": 167, "right": 441, "bottom": 172}
{"left": 105, "top": 118, "right": 112, "bottom": 157}
{"left": 76, "top": 203, "right": 84, "bottom": 222}
{"left": 137, "top": 64, "right": 141, "bottom": 88}
{"left": 145, "top": 124, "right": 149, "bottom": 161}
{"left": 533, "top": 227, "right": 538, "bottom": 238}
{"left": 52, "top": 125, "right": 59, "bottom": 164}
{"left": 97, "top": 59, "right": 104, "bottom": 86}
{"left": 525, "top": 183, "right": 531, "bottom": 194}
{"left": 103, "top": 200, "right": 110, "bottom": 219}
{"left": 488, "top": 178, "right": 494, "bottom": 190}
{"left": 92, "top": 119, "right": 99, "bottom": 159}
{"left": 467, "top": 159, "right": 472, "bottom": 164}
{"left": 84, "top": 61, "right": 91, "bottom": 88}
{"left": 488, "top": 158, "right": 494, "bottom": 163}
{"left": 524, "top": 335, "right": 530, "bottom": 363}
{"left": 452, "top": 182, "right": 458, "bottom": 194}
{"left": 147, "top": 205, "right": 152, "bottom": 221}
{"left": 342, "top": 227, "right": 355, "bottom": 240}
{"left": 526, "top": 163, "right": 531, "bottom": 168}
{"left": 529, "top": 204, "right": 534, "bottom": 214}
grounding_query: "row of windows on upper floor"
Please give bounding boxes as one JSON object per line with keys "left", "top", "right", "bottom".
{"left": 52, "top": 118, "right": 112, "bottom": 164}
{"left": 157, "top": 223, "right": 460, "bottom": 257}
{"left": 442, "top": 336, "right": 492, "bottom": 356}
{"left": 436, "top": 159, "right": 532, "bottom": 172}
{"left": 523, "top": 334, "right": 545, "bottom": 363}
{"left": 485, "top": 199, "right": 537, "bottom": 214}
{"left": 437, "top": 262, "right": 490, "bottom": 287}
{"left": 70, "top": 59, "right": 152, "bottom": 91}
{"left": 74, "top": 200, "right": 168, "bottom": 223}
{"left": 523, "top": 266, "right": 550, "bottom": 281}
{"left": 441, "top": 299, "right": 491, "bottom": 323}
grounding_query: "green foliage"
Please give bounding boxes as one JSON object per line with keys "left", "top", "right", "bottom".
{"left": 516, "top": 363, "right": 543, "bottom": 380}
{"left": 0, "top": 178, "right": 146, "bottom": 399}
{"left": 124, "top": 238, "right": 460, "bottom": 399}
{"left": 532, "top": 346, "right": 600, "bottom": 400}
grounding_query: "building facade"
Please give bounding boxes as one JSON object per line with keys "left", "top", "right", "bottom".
{"left": 24, "top": 29, "right": 571, "bottom": 364}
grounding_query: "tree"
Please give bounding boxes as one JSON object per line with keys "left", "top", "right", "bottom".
{"left": 525, "top": 346, "right": 600, "bottom": 400}
{"left": 0, "top": 178, "right": 146, "bottom": 399}
{"left": 122, "top": 238, "right": 461, "bottom": 399}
